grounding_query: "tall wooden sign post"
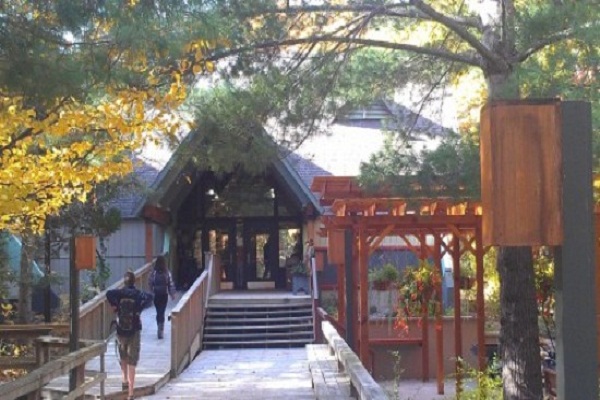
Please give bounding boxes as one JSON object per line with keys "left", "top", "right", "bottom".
{"left": 69, "top": 235, "right": 96, "bottom": 394}
{"left": 481, "top": 100, "right": 597, "bottom": 399}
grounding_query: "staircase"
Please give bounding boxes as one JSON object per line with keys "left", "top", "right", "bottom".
{"left": 203, "top": 294, "right": 314, "bottom": 349}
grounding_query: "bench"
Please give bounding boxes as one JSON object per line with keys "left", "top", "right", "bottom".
{"left": 307, "top": 344, "right": 354, "bottom": 399}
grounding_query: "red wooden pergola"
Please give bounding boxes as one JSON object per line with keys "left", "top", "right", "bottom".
{"left": 312, "top": 176, "right": 488, "bottom": 395}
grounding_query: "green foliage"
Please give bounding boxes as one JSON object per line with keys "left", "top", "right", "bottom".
{"left": 368, "top": 263, "right": 400, "bottom": 285}
{"left": 455, "top": 357, "right": 503, "bottom": 400}
{"left": 290, "top": 262, "right": 309, "bottom": 276}
{"left": 360, "top": 132, "right": 481, "bottom": 199}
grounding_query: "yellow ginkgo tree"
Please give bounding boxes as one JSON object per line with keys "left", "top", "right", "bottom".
{"left": 0, "top": 0, "right": 221, "bottom": 234}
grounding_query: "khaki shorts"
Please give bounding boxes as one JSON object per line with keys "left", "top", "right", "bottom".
{"left": 117, "top": 331, "right": 141, "bottom": 366}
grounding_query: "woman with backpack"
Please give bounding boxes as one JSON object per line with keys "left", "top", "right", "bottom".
{"left": 149, "top": 255, "right": 176, "bottom": 339}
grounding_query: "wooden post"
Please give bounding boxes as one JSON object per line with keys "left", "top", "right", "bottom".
{"left": 337, "top": 263, "right": 346, "bottom": 328}
{"left": 434, "top": 234, "right": 444, "bottom": 395}
{"left": 420, "top": 232, "right": 429, "bottom": 382}
{"left": 452, "top": 233, "right": 463, "bottom": 393}
{"left": 344, "top": 229, "right": 356, "bottom": 351}
{"left": 68, "top": 237, "right": 81, "bottom": 394}
{"left": 358, "top": 225, "right": 370, "bottom": 369}
{"left": 555, "top": 101, "right": 598, "bottom": 399}
{"left": 145, "top": 221, "right": 154, "bottom": 263}
{"left": 475, "top": 224, "right": 486, "bottom": 371}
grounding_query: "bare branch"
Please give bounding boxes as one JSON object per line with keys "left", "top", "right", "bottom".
{"left": 410, "top": 0, "right": 507, "bottom": 70}
{"left": 514, "top": 28, "right": 574, "bottom": 63}
{"left": 206, "top": 36, "right": 482, "bottom": 68}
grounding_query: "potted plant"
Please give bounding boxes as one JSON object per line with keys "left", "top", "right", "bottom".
{"left": 290, "top": 262, "right": 310, "bottom": 295}
{"left": 368, "top": 263, "right": 399, "bottom": 290}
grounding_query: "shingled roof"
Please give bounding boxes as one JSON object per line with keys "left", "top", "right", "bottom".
{"left": 112, "top": 100, "right": 450, "bottom": 218}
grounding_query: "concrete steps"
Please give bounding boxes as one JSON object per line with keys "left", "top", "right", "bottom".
{"left": 203, "top": 295, "right": 314, "bottom": 349}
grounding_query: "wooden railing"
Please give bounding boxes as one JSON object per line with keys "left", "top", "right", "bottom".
{"left": 79, "top": 262, "right": 154, "bottom": 340}
{"left": 170, "top": 253, "right": 214, "bottom": 377}
{"left": 0, "top": 340, "right": 107, "bottom": 400}
{"left": 318, "top": 308, "right": 388, "bottom": 400}
{"left": 0, "top": 324, "right": 69, "bottom": 370}
{"left": 206, "top": 252, "right": 221, "bottom": 306}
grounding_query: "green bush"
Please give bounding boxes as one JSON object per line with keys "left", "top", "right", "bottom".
{"left": 368, "top": 263, "right": 399, "bottom": 284}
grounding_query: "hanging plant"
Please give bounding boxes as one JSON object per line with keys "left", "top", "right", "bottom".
{"left": 395, "top": 260, "right": 442, "bottom": 333}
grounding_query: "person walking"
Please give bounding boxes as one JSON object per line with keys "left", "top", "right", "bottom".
{"left": 107, "top": 270, "right": 153, "bottom": 400}
{"left": 148, "top": 255, "right": 176, "bottom": 339}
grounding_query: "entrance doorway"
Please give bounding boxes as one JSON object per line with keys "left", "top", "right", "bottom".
{"left": 200, "top": 219, "right": 302, "bottom": 290}
{"left": 243, "top": 221, "right": 278, "bottom": 289}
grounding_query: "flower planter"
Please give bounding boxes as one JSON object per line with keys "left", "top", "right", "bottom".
{"left": 292, "top": 274, "right": 310, "bottom": 295}
{"left": 372, "top": 281, "right": 391, "bottom": 291}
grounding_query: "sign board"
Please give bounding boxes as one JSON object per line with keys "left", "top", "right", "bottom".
{"left": 75, "top": 235, "right": 96, "bottom": 270}
{"left": 480, "top": 99, "right": 563, "bottom": 246}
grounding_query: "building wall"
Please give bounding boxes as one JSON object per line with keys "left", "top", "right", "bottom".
{"left": 47, "top": 219, "right": 165, "bottom": 297}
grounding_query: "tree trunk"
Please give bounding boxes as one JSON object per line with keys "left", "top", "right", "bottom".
{"left": 497, "top": 247, "right": 542, "bottom": 399}
{"left": 486, "top": 44, "right": 543, "bottom": 396}
{"left": 18, "top": 234, "right": 34, "bottom": 324}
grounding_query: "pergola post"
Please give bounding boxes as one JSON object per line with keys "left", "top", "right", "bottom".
{"left": 358, "top": 224, "right": 370, "bottom": 369}
{"left": 420, "top": 232, "right": 429, "bottom": 382}
{"left": 452, "top": 233, "right": 463, "bottom": 392}
{"left": 475, "top": 225, "right": 486, "bottom": 371}
{"left": 344, "top": 229, "right": 357, "bottom": 351}
{"left": 434, "top": 234, "right": 444, "bottom": 395}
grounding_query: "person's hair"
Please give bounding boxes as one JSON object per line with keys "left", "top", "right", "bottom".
{"left": 124, "top": 270, "right": 135, "bottom": 287}
{"left": 154, "top": 255, "right": 168, "bottom": 273}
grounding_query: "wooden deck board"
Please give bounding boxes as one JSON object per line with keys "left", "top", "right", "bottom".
{"left": 43, "top": 297, "right": 179, "bottom": 399}
{"left": 141, "top": 348, "right": 316, "bottom": 400}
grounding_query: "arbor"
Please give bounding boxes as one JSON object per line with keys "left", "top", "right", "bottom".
{"left": 195, "top": 1, "right": 599, "bottom": 398}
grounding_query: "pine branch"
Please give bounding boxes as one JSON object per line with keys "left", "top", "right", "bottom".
{"left": 409, "top": 0, "right": 507, "bottom": 70}
{"left": 240, "top": 2, "right": 482, "bottom": 29}
{"left": 206, "top": 36, "right": 482, "bottom": 68}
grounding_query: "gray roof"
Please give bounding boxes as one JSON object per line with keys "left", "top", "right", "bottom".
{"left": 283, "top": 152, "right": 332, "bottom": 187}
{"left": 110, "top": 158, "right": 161, "bottom": 218}
{"left": 335, "top": 99, "right": 450, "bottom": 137}
{"left": 113, "top": 100, "right": 450, "bottom": 218}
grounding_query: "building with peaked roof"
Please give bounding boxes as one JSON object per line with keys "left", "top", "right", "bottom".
{"left": 46, "top": 100, "right": 450, "bottom": 295}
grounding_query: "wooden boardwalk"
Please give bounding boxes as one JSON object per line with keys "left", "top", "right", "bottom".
{"left": 44, "top": 297, "right": 179, "bottom": 400}
{"left": 140, "top": 348, "right": 315, "bottom": 400}
{"left": 43, "top": 292, "right": 320, "bottom": 399}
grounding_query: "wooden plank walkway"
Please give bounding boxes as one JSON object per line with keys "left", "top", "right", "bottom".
{"left": 43, "top": 296, "right": 179, "bottom": 400}
{"left": 140, "top": 348, "right": 316, "bottom": 400}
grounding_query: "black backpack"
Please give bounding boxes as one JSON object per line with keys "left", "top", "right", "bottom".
{"left": 152, "top": 271, "right": 170, "bottom": 295}
{"left": 117, "top": 296, "right": 138, "bottom": 336}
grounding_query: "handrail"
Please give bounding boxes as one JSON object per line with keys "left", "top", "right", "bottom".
{"left": 170, "top": 254, "right": 212, "bottom": 378}
{"left": 79, "top": 262, "right": 154, "bottom": 340}
{"left": 319, "top": 309, "right": 388, "bottom": 400}
{"left": 205, "top": 252, "right": 220, "bottom": 307}
{"left": 0, "top": 340, "right": 107, "bottom": 400}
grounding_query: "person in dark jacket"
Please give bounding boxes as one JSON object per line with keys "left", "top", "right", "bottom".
{"left": 106, "top": 271, "right": 153, "bottom": 400}
{"left": 148, "top": 255, "right": 176, "bottom": 339}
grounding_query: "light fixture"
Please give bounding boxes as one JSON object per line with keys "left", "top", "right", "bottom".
{"left": 269, "top": 188, "right": 275, "bottom": 199}
{"left": 206, "top": 188, "right": 215, "bottom": 196}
